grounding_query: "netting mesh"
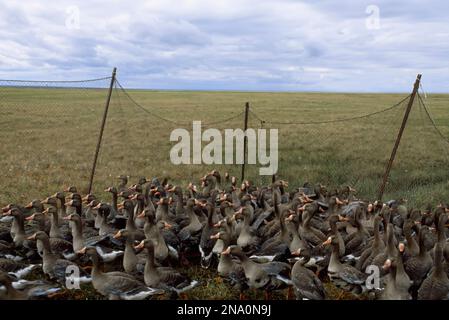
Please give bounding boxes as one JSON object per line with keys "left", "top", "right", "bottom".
{"left": 0, "top": 77, "right": 111, "bottom": 204}
{"left": 1, "top": 76, "right": 448, "bottom": 207}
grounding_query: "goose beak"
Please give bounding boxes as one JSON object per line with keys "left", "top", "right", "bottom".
{"left": 166, "top": 187, "right": 175, "bottom": 193}
{"left": 113, "top": 230, "right": 122, "bottom": 239}
{"left": 25, "top": 214, "right": 36, "bottom": 221}
{"left": 62, "top": 214, "right": 72, "bottom": 221}
{"left": 130, "top": 194, "right": 138, "bottom": 200}
{"left": 398, "top": 243, "right": 405, "bottom": 253}
{"left": 137, "top": 211, "right": 145, "bottom": 219}
{"left": 64, "top": 200, "right": 73, "bottom": 207}
{"left": 25, "top": 202, "right": 33, "bottom": 209}
{"left": 338, "top": 214, "right": 349, "bottom": 222}
{"left": 213, "top": 220, "right": 223, "bottom": 228}
{"left": 219, "top": 195, "right": 227, "bottom": 201}
{"left": 291, "top": 248, "right": 301, "bottom": 256}
{"left": 104, "top": 188, "right": 111, "bottom": 192}
{"left": 117, "top": 202, "right": 124, "bottom": 210}
{"left": 210, "top": 233, "right": 220, "bottom": 240}
{"left": 81, "top": 195, "right": 90, "bottom": 202}
{"left": 322, "top": 237, "right": 332, "bottom": 246}
{"left": 41, "top": 198, "right": 48, "bottom": 205}
{"left": 134, "top": 241, "right": 145, "bottom": 250}
{"left": 335, "top": 198, "right": 344, "bottom": 205}
{"left": 3, "top": 209, "right": 12, "bottom": 216}
{"left": 383, "top": 259, "right": 392, "bottom": 270}
{"left": 27, "top": 233, "right": 37, "bottom": 241}
{"left": 163, "top": 222, "right": 172, "bottom": 230}
{"left": 221, "top": 247, "right": 231, "bottom": 255}
{"left": 42, "top": 208, "right": 49, "bottom": 215}
{"left": 93, "top": 203, "right": 101, "bottom": 210}
{"left": 285, "top": 214, "right": 294, "bottom": 222}
{"left": 77, "top": 247, "right": 87, "bottom": 255}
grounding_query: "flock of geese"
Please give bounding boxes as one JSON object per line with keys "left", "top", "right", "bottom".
{"left": 1, "top": 171, "right": 449, "bottom": 300}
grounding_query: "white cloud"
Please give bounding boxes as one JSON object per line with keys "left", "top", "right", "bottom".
{"left": 0, "top": 0, "right": 448, "bottom": 92}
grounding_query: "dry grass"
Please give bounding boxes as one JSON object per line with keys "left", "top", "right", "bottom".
{"left": 1, "top": 87, "right": 448, "bottom": 207}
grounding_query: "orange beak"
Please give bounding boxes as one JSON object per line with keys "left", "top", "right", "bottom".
{"left": 134, "top": 241, "right": 145, "bottom": 250}
{"left": 335, "top": 198, "right": 344, "bottom": 205}
{"left": 221, "top": 247, "right": 231, "bottom": 255}
{"left": 113, "top": 230, "right": 122, "bottom": 239}
{"left": 137, "top": 211, "right": 145, "bottom": 219}
{"left": 117, "top": 202, "right": 124, "bottom": 210}
{"left": 93, "top": 203, "right": 101, "bottom": 210}
{"left": 63, "top": 215, "right": 72, "bottom": 221}
{"left": 27, "top": 233, "right": 37, "bottom": 241}
{"left": 163, "top": 222, "right": 172, "bottom": 230}
{"left": 77, "top": 247, "right": 87, "bottom": 255}
{"left": 25, "top": 202, "right": 33, "bottom": 209}
{"left": 25, "top": 214, "right": 36, "bottom": 221}
{"left": 210, "top": 233, "right": 220, "bottom": 240}
{"left": 322, "top": 237, "right": 332, "bottom": 246}
{"left": 3, "top": 209, "right": 12, "bottom": 216}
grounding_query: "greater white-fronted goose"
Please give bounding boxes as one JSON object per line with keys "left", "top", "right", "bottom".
{"left": 323, "top": 236, "right": 367, "bottom": 292}
{"left": 78, "top": 246, "right": 161, "bottom": 300}
{"left": 223, "top": 245, "right": 291, "bottom": 299}
{"left": 135, "top": 239, "right": 198, "bottom": 297}
{"left": 404, "top": 225, "right": 433, "bottom": 290}
{"left": 27, "top": 231, "right": 86, "bottom": 285}
{"left": 0, "top": 272, "right": 61, "bottom": 300}
{"left": 291, "top": 249, "right": 326, "bottom": 300}
{"left": 113, "top": 229, "right": 145, "bottom": 273}
{"left": 417, "top": 242, "right": 449, "bottom": 299}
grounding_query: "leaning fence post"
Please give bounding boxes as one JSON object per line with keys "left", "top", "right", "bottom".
{"left": 377, "top": 74, "right": 422, "bottom": 201}
{"left": 241, "top": 102, "right": 250, "bottom": 182}
{"left": 88, "top": 67, "right": 117, "bottom": 194}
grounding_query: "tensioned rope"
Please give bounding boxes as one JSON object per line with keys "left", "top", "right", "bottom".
{"left": 249, "top": 94, "right": 411, "bottom": 125}
{"left": 0, "top": 76, "right": 112, "bottom": 83}
{"left": 115, "top": 79, "right": 245, "bottom": 126}
{"left": 417, "top": 93, "right": 449, "bottom": 145}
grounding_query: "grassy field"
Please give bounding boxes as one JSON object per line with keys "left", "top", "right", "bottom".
{"left": 1, "top": 86, "right": 449, "bottom": 207}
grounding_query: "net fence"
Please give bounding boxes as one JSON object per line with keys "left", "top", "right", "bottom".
{"left": 1, "top": 75, "right": 448, "bottom": 207}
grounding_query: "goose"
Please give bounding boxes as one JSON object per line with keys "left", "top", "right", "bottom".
{"left": 404, "top": 225, "right": 433, "bottom": 291}
{"left": 223, "top": 245, "right": 291, "bottom": 299}
{"left": 77, "top": 246, "right": 162, "bottom": 300}
{"left": 27, "top": 232, "right": 87, "bottom": 285}
{"left": 417, "top": 242, "right": 449, "bottom": 300}
{"left": 113, "top": 229, "right": 145, "bottom": 273}
{"left": 138, "top": 209, "right": 176, "bottom": 264}
{"left": 0, "top": 272, "right": 61, "bottom": 300}
{"left": 356, "top": 214, "right": 385, "bottom": 271}
{"left": 291, "top": 249, "right": 326, "bottom": 300}
{"left": 24, "top": 211, "right": 72, "bottom": 257}
{"left": 323, "top": 236, "right": 367, "bottom": 293}
{"left": 135, "top": 239, "right": 198, "bottom": 297}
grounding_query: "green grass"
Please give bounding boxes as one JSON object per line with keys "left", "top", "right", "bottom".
{"left": 1, "top": 87, "right": 449, "bottom": 207}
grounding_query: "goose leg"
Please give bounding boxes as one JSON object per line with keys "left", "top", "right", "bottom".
{"left": 264, "top": 290, "right": 271, "bottom": 300}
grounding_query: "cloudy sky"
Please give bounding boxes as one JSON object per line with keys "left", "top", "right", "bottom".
{"left": 0, "top": 0, "right": 448, "bottom": 92}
